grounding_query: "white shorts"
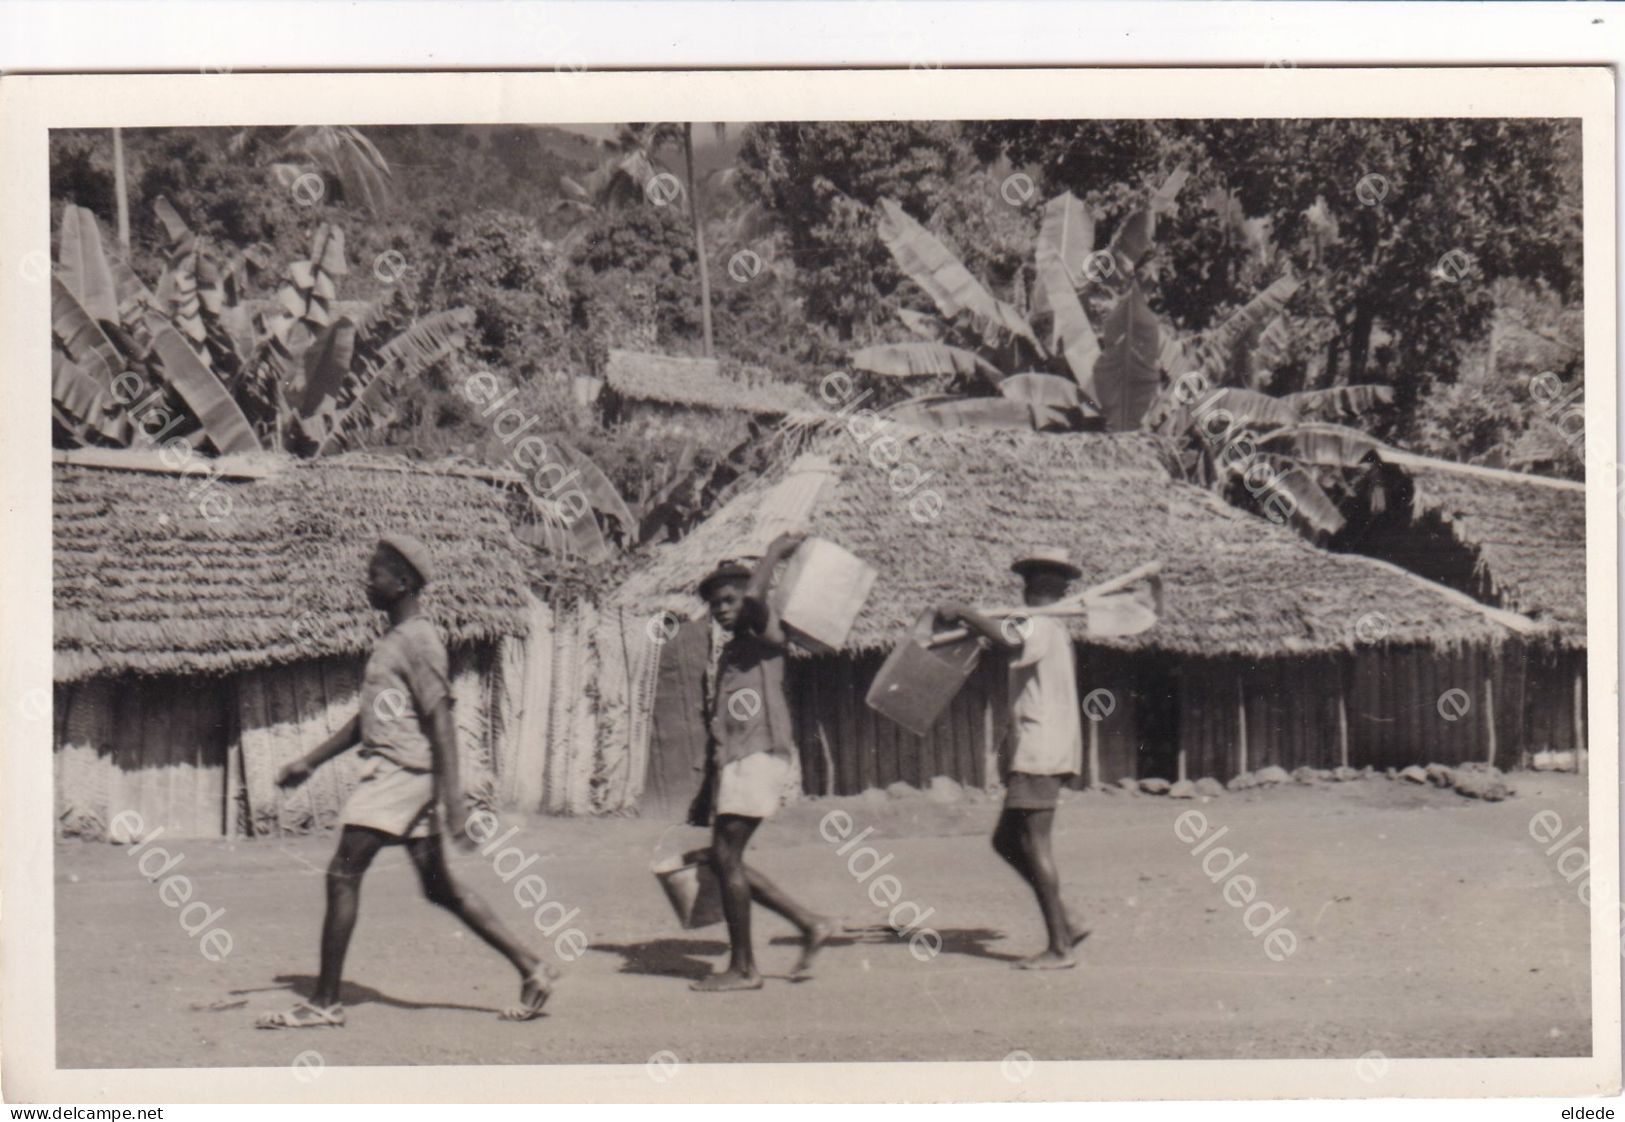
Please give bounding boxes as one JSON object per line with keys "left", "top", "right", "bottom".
{"left": 714, "top": 752, "right": 794, "bottom": 819}
{"left": 340, "top": 756, "right": 436, "bottom": 839}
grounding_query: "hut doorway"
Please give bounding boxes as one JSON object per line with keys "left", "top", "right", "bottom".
{"left": 1134, "top": 662, "right": 1181, "bottom": 782}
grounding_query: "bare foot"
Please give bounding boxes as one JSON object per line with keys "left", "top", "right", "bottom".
{"left": 793, "top": 918, "right": 838, "bottom": 975}
{"left": 1014, "top": 949, "right": 1078, "bottom": 971}
{"left": 690, "top": 970, "right": 764, "bottom": 992}
{"left": 1067, "top": 911, "right": 1092, "bottom": 948}
{"left": 501, "top": 964, "right": 560, "bottom": 1021}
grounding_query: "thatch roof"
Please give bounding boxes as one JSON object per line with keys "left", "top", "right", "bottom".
{"left": 616, "top": 430, "right": 1525, "bottom": 658}
{"left": 603, "top": 349, "right": 823, "bottom": 418}
{"left": 1389, "top": 452, "right": 1586, "bottom": 643}
{"left": 54, "top": 454, "right": 535, "bottom": 682}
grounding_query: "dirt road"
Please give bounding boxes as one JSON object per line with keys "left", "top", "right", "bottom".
{"left": 56, "top": 772, "right": 1594, "bottom": 1068}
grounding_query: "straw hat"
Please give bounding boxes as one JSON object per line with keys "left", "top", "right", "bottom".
{"left": 1011, "top": 546, "right": 1082, "bottom": 580}
{"left": 377, "top": 532, "right": 435, "bottom": 586}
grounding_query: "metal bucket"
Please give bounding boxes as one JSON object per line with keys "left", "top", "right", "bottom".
{"left": 651, "top": 850, "right": 726, "bottom": 930}
{"left": 865, "top": 609, "right": 986, "bottom": 737}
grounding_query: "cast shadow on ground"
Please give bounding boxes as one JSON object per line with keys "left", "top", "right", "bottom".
{"left": 590, "top": 937, "right": 731, "bottom": 980}
{"left": 769, "top": 924, "right": 1023, "bottom": 963}
{"left": 230, "top": 974, "right": 505, "bottom": 1016}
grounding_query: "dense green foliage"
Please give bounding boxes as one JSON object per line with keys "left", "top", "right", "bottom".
{"left": 52, "top": 116, "right": 1586, "bottom": 489}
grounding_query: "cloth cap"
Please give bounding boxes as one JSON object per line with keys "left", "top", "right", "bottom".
{"left": 377, "top": 532, "right": 434, "bottom": 586}
{"left": 698, "top": 559, "right": 754, "bottom": 600}
{"left": 1011, "top": 546, "right": 1082, "bottom": 580}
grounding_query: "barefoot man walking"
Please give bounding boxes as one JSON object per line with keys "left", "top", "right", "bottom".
{"left": 683, "top": 533, "right": 837, "bottom": 991}
{"left": 257, "top": 533, "right": 555, "bottom": 1028}
{"left": 937, "top": 546, "right": 1090, "bottom": 970}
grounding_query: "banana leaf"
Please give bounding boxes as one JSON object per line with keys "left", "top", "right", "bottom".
{"left": 372, "top": 307, "right": 475, "bottom": 377}
{"left": 311, "top": 312, "right": 471, "bottom": 455}
{"left": 556, "top": 439, "right": 638, "bottom": 541}
{"left": 1001, "top": 372, "right": 1099, "bottom": 432}
{"left": 1109, "top": 208, "right": 1153, "bottom": 277}
{"left": 309, "top": 224, "right": 349, "bottom": 278}
{"left": 1192, "top": 386, "right": 1302, "bottom": 432}
{"left": 999, "top": 372, "right": 1083, "bottom": 409}
{"left": 1033, "top": 242, "right": 1100, "bottom": 385}
{"left": 1088, "top": 285, "right": 1161, "bottom": 431}
{"left": 876, "top": 198, "right": 1040, "bottom": 352}
{"left": 851, "top": 341, "right": 994, "bottom": 380}
{"left": 315, "top": 365, "right": 395, "bottom": 455}
{"left": 887, "top": 396, "right": 1037, "bottom": 431}
{"left": 1036, "top": 191, "right": 1095, "bottom": 290}
{"left": 1257, "top": 423, "right": 1381, "bottom": 468}
{"left": 895, "top": 306, "right": 945, "bottom": 342}
{"left": 298, "top": 318, "right": 357, "bottom": 417}
{"left": 147, "top": 321, "right": 261, "bottom": 454}
{"left": 51, "top": 276, "right": 126, "bottom": 391}
{"left": 1285, "top": 384, "right": 1395, "bottom": 420}
{"left": 1252, "top": 465, "right": 1346, "bottom": 539}
{"left": 1108, "top": 166, "right": 1190, "bottom": 277}
{"left": 1197, "top": 275, "right": 1300, "bottom": 375}
{"left": 1149, "top": 165, "right": 1191, "bottom": 213}
{"left": 56, "top": 205, "right": 118, "bottom": 323}
{"left": 52, "top": 350, "right": 123, "bottom": 442}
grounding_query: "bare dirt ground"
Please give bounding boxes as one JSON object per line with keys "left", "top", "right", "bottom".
{"left": 56, "top": 772, "right": 1594, "bottom": 1068}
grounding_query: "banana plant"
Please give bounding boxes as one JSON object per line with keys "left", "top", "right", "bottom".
{"left": 855, "top": 167, "right": 1193, "bottom": 432}
{"left": 856, "top": 173, "right": 1400, "bottom": 544}
{"left": 52, "top": 204, "right": 261, "bottom": 454}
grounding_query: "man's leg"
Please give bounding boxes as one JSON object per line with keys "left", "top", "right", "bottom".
{"left": 313, "top": 825, "right": 389, "bottom": 1008}
{"left": 742, "top": 865, "right": 837, "bottom": 973}
{"left": 992, "top": 807, "right": 1037, "bottom": 887}
{"left": 1012, "top": 808, "right": 1076, "bottom": 969}
{"left": 405, "top": 833, "right": 540, "bottom": 978}
{"left": 692, "top": 813, "right": 765, "bottom": 991}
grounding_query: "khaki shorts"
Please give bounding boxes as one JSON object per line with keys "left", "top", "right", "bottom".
{"left": 714, "top": 752, "right": 794, "bottom": 819}
{"left": 340, "top": 755, "right": 436, "bottom": 838}
{"left": 1003, "top": 771, "right": 1069, "bottom": 811}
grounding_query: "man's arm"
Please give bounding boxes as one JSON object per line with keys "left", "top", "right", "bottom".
{"left": 275, "top": 714, "right": 360, "bottom": 787}
{"left": 424, "top": 699, "right": 472, "bottom": 845}
{"left": 739, "top": 531, "right": 803, "bottom": 648}
{"left": 937, "top": 602, "right": 1023, "bottom": 657}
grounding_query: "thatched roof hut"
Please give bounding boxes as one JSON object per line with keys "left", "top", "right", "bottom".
{"left": 53, "top": 452, "right": 534, "bottom": 683}
{"left": 617, "top": 429, "right": 1522, "bottom": 657}
{"left": 1381, "top": 452, "right": 1586, "bottom": 645}
{"left": 614, "top": 429, "right": 1569, "bottom": 801}
{"left": 602, "top": 349, "right": 824, "bottom": 420}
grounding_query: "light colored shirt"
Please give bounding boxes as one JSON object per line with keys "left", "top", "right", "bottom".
{"left": 1005, "top": 615, "right": 1083, "bottom": 777}
{"left": 358, "top": 616, "right": 450, "bottom": 772}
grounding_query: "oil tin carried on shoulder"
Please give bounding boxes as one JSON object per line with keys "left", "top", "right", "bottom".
{"left": 865, "top": 609, "right": 986, "bottom": 737}
{"left": 772, "top": 537, "right": 878, "bottom": 654}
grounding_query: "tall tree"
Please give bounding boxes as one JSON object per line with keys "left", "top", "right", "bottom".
{"left": 734, "top": 121, "right": 972, "bottom": 340}
{"left": 970, "top": 118, "right": 1582, "bottom": 430}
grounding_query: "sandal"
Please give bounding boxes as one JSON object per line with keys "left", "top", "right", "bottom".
{"left": 500, "top": 965, "right": 560, "bottom": 1022}
{"left": 255, "top": 1001, "right": 345, "bottom": 1029}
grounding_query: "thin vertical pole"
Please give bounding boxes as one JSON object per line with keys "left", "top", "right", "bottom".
{"left": 1575, "top": 671, "right": 1587, "bottom": 774}
{"left": 983, "top": 694, "right": 997, "bottom": 791}
{"left": 1087, "top": 717, "right": 1100, "bottom": 789}
{"left": 1235, "top": 675, "right": 1248, "bottom": 778}
{"left": 1338, "top": 691, "right": 1350, "bottom": 770}
{"left": 112, "top": 127, "right": 131, "bottom": 251}
{"left": 1484, "top": 674, "right": 1497, "bottom": 767}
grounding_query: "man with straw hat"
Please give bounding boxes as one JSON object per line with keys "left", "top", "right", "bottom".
{"left": 682, "top": 532, "right": 838, "bottom": 991}
{"left": 256, "top": 533, "right": 557, "bottom": 1029}
{"left": 937, "top": 546, "right": 1090, "bottom": 970}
